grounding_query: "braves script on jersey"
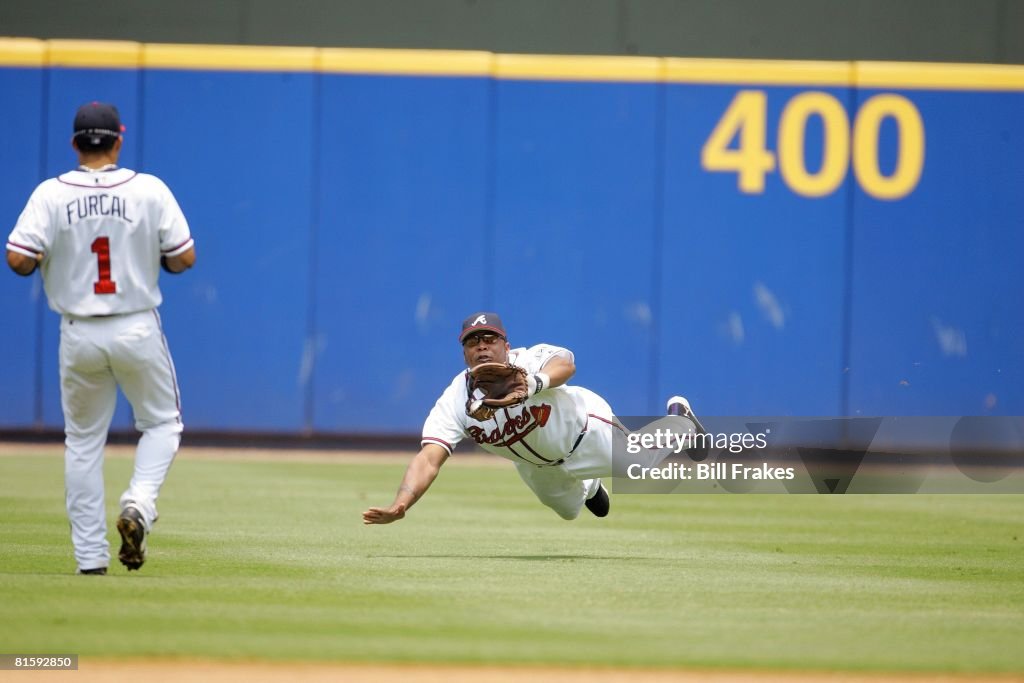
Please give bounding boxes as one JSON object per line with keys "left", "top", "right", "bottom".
{"left": 7, "top": 166, "right": 193, "bottom": 316}
{"left": 424, "top": 344, "right": 601, "bottom": 466}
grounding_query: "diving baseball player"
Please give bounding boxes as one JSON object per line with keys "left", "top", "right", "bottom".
{"left": 6, "top": 102, "right": 195, "bottom": 575}
{"left": 362, "top": 312, "right": 703, "bottom": 524}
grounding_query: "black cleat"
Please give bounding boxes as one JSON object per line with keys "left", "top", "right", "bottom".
{"left": 77, "top": 567, "right": 107, "bottom": 575}
{"left": 667, "top": 396, "right": 710, "bottom": 462}
{"left": 584, "top": 482, "right": 610, "bottom": 518}
{"left": 116, "top": 507, "right": 147, "bottom": 571}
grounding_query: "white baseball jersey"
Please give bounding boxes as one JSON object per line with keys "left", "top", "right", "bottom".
{"left": 423, "top": 344, "right": 599, "bottom": 466}
{"left": 7, "top": 166, "right": 193, "bottom": 317}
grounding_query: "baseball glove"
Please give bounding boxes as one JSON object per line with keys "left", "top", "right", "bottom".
{"left": 465, "top": 362, "right": 530, "bottom": 421}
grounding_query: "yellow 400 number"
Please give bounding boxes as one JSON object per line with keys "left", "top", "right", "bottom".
{"left": 702, "top": 90, "right": 925, "bottom": 200}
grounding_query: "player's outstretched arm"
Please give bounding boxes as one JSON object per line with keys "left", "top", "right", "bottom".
{"left": 539, "top": 355, "right": 575, "bottom": 388}
{"left": 362, "top": 443, "right": 449, "bottom": 525}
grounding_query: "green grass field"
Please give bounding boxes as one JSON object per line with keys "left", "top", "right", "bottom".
{"left": 1, "top": 448, "right": 1022, "bottom": 675}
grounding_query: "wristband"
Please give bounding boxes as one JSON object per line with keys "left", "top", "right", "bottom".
{"left": 532, "top": 372, "right": 550, "bottom": 395}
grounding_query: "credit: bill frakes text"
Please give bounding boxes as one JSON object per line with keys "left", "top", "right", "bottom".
{"left": 626, "top": 462, "right": 796, "bottom": 481}
{"left": 625, "top": 429, "right": 769, "bottom": 455}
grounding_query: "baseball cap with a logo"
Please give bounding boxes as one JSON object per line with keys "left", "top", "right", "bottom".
{"left": 73, "top": 102, "right": 125, "bottom": 145}
{"left": 459, "top": 312, "right": 506, "bottom": 343}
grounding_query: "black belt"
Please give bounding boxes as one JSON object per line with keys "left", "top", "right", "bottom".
{"left": 65, "top": 312, "right": 126, "bottom": 320}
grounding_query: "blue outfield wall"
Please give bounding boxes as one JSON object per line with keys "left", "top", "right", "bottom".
{"left": 0, "top": 42, "right": 1022, "bottom": 435}
{"left": 491, "top": 78, "right": 662, "bottom": 417}
{"left": 0, "top": 65, "right": 45, "bottom": 428}
{"left": 143, "top": 68, "right": 316, "bottom": 431}
{"left": 313, "top": 73, "right": 492, "bottom": 431}
{"left": 659, "top": 82, "right": 852, "bottom": 417}
{"left": 848, "top": 88, "right": 1024, "bottom": 417}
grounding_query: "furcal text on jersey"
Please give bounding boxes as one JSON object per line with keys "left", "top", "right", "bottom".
{"left": 65, "top": 194, "right": 132, "bottom": 224}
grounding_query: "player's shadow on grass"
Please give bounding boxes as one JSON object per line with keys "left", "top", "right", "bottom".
{"left": 375, "top": 554, "right": 640, "bottom": 561}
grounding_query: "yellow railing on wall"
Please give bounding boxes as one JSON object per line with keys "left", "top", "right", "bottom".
{"left": 3, "top": 37, "right": 1024, "bottom": 90}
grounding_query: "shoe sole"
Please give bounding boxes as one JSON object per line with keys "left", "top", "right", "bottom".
{"left": 116, "top": 515, "right": 146, "bottom": 571}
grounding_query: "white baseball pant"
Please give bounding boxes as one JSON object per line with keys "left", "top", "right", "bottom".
{"left": 59, "top": 309, "right": 183, "bottom": 571}
{"left": 513, "top": 387, "right": 614, "bottom": 520}
{"left": 513, "top": 389, "right": 695, "bottom": 520}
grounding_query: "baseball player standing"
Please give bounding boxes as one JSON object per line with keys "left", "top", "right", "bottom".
{"left": 362, "top": 312, "right": 703, "bottom": 524}
{"left": 6, "top": 102, "right": 195, "bottom": 575}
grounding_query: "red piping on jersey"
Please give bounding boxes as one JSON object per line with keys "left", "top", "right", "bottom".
{"left": 6, "top": 240, "right": 41, "bottom": 255}
{"left": 57, "top": 171, "right": 139, "bottom": 189}
{"left": 515, "top": 437, "right": 553, "bottom": 462}
{"left": 421, "top": 437, "right": 453, "bottom": 454}
{"left": 161, "top": 238, "right": 194, "bottom": 255}
{"left": 502, "top": 441, "right": 530, "bottom": 464}
{"left": 151, "top": 310, "right": 182, "bottom": 422}
{"left": 589, "top": 413, "right": 627, "bottom": 434}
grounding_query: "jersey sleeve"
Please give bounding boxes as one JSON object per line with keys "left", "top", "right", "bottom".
{"left": 154, "top": 178, "right": 194, "bottom": 257}
{"left": 513, "top": 343, "right": 575, "bottom": 374}
{"left": 6, "top": 184, "right": 53, "bottom": 259}
{"left": 421, "top": 374, "right": 469, "bottom": 455}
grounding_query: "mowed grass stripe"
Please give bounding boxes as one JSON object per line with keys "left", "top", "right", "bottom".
{"left": 0, "top": 450, "right": 1021, "bottom": 673}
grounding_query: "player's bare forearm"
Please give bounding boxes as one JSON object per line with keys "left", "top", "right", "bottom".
{"left": 391, "top": 447, "right": 447, "bottom": 509}
{"left": 540, "top": 355, "right": 575, "bottom": 388}
{"left": 6, "top": 250, "right": 40, "bottom": 276}
{"left": 362, "top": 444, "right": 448, "bottom": 525}
{"left": 161, "top": 246, "right": 196, "bottom": 274}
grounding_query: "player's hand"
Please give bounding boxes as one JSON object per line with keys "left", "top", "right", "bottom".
{"left": 362, "top": 503, "right": 408, "bottom": 525}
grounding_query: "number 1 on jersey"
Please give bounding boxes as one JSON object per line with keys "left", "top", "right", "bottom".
{"left": 91, "top": 236, "right": 117, "bottom": 295}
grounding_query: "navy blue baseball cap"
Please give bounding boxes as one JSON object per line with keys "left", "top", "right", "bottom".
{"left": 459, "top": 312, "right": 506, "bottom": 343}
{"left": 73, "top": 102, "right": 125, "bottom": 144}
